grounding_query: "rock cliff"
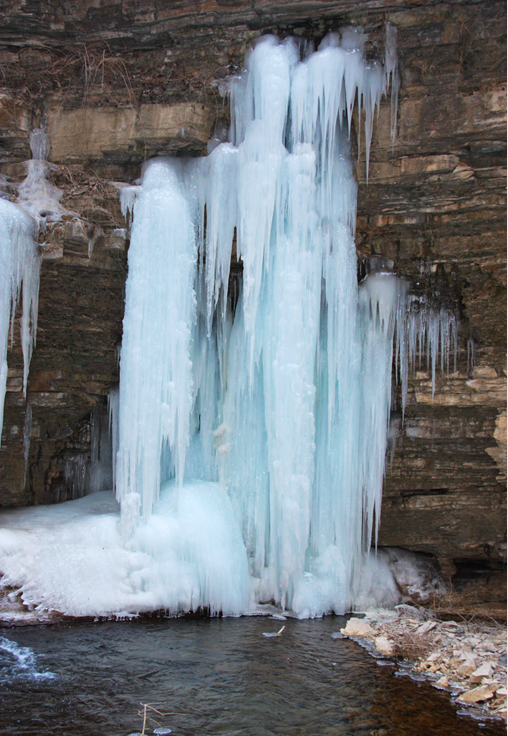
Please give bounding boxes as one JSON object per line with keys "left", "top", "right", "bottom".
{"left": 0, "top": 0, "right": 505, "bottom": 610}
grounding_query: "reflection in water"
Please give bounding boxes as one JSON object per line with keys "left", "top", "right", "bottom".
{"left": 0, "top": 616, "right": 504, "bottom": 736}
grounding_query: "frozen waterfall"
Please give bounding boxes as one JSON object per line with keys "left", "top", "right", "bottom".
{"left": 0, "top": 28, "right": 458, "bottom": 619}
{"left": 114, "top": 28, "right": 424, "bottom": 617}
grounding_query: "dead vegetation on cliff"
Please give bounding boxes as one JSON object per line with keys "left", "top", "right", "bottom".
{"left": 0, "top": 41, "right": 227, "bottom": 110}
{"left": 50, "top": 164, "right": 119, "bottom": 207}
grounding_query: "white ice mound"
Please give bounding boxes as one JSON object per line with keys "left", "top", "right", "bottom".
{"left": 0, "top": 481, "right": 251, "bottom": 617}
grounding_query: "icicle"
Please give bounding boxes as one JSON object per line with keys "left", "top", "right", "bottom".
{"left": 385, "top": 22, "right": 400, "bottom": 145}
{"left": 116, "top": 159, "right": 197, "bottom": 525}
{"left": 467, "top": 328, "right": 476, "bottom": 375}
{"left": 86, "top": 407, "right": 114, "bottom": 493}
{"left": 119, "top": 185, "right": 141, "bottom": 225}
{"left": 201, "top": 143, "right": 238, "bottom": 336}
{"left": 108, "top": 386, "right": 119, "bottom": 493}
{"left": 23, "top": 403, "right": 32, "bottom": 488}
{"left": 400, "top": 305, "right": 459, "bottom": 403}
{"left": 64, "top": 454, "right": 88, "bottom": 499}
{"left": 358, "top": 272, "right": 400, "bottom": 557}
{"left": 0, "top": 199, "right": 39, "bottom": 442}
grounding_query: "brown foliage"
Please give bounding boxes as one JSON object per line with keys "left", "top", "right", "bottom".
{"left": 391, "top": 631, "right": 434, "bottom": 661}
{"left": 0, "top": 41, "right": 225, "bottom": 109}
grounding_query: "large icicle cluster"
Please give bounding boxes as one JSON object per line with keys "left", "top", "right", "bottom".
{"left": 0, "top": 27, "right": 460, "bottom": 620}
{"left": 108, "top": 27, "right": 455, "bottom": 618}
{"left": 0, "top": 199, "right": 39, "bottom": 442}
{"left": 112, "top": 28, "right": 388, "bottom": 616}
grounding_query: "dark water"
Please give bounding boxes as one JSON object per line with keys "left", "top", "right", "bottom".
{"left": 0, "top": 616, "right": 504, "bottom": 736}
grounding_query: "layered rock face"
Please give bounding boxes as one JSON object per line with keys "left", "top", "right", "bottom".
{"left": 0, "top": 1, "right": 505, "bottom": 605}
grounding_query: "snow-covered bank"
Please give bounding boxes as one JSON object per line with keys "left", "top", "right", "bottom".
{"left": 340, "top": 608, "right": 507, "bottom": 722}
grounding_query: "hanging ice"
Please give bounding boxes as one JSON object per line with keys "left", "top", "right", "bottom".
{"left": 109, "top": 28, "right": 455, "bottom": 618}
{"left": 0, "top": 199, "right": 39, "bottom": 442}
{"left": 116, "top": 161, "right": 198, "bottom": 525}
{"left": 0, "top": 129, "right": 58, "bottom": 445}
{"left": 17, "top": 128, "right": 64, "bottom": 227}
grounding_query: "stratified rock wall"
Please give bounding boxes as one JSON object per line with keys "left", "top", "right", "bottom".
{"left": 0, "top": 1, "right": 505, "bottom": 586}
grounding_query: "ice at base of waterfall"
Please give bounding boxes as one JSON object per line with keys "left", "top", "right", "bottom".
{"left": 0, "top": 484, "right": 249, "bottom": 618}
{"left": 0, "top": 488, "right": 441, "bottom": 619}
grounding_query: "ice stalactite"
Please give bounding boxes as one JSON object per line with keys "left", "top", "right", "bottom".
{"left": 1, "top": 128, "right": 61, "bottom": 445}
{"left": 397, "top": 302, "right": 459, "bottom": 409}
{"left": 64, "top": 408, "right": 114, "bottom": 499}
{"left": 385, "top": 22, "right": 400, "bottom": 145}
{"left": 0, "top": 199, "right": 39, "bottom": 442}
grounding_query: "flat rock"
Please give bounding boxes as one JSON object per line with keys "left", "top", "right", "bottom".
{"left": 340, "top": 618, "right": 374, "bottom": 638}
{"left": 457, "top": 663, "right": 476, "bottom": 677}
{"left": 470, "top": 661, "right": 494, "bottom": 683}
{"left": 457, "top": 685, "right": 498, "bottom": 703}
{"left": 374, "top": 636, "right": 394, "bottom": 656}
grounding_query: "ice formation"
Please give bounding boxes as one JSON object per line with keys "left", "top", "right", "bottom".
{"left": 0, "top": 28, "right": 457, "bottom": 619}
{"left": 0, "top": 128, "right": 58, "bottom": 445}
{"left": 17, "top": 129, "right": 64, "bottom": 227}
{"left": 0, "top": 486, "right": 249, "bottom": 617}
{"left": 111, "top": 28, "right": 454, "bottom": 618}
{"left": 64, "top": 407, "right": 113, "bottom": 499}
{"left": 0, "top": 198, "right": 39, "bottom": 442}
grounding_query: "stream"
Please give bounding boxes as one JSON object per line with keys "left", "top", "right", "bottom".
{"left": 0, "top": 615, "right": 504, "bottom": 736}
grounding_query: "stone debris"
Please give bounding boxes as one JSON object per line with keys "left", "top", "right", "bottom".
{"left": 374, "top": 636, "right": 395, "bottom": 656}
{"left": 340, "top": 618, "right": 375, "bottom": 638}
{"left": 457, "top": 685, "right": 498, "bottom": 703}
{"left": 470, "top": 662, "right": 494, "bottom": 683}
{"left": 340, "top": 608, "right": 507, "bottom": 721}
{"left": 416, "top": 620, "right": 437, "bottom": 635}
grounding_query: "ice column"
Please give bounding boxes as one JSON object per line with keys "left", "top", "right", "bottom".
{"left": 116, "top": 160, "right": 197, "bottom": 524}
